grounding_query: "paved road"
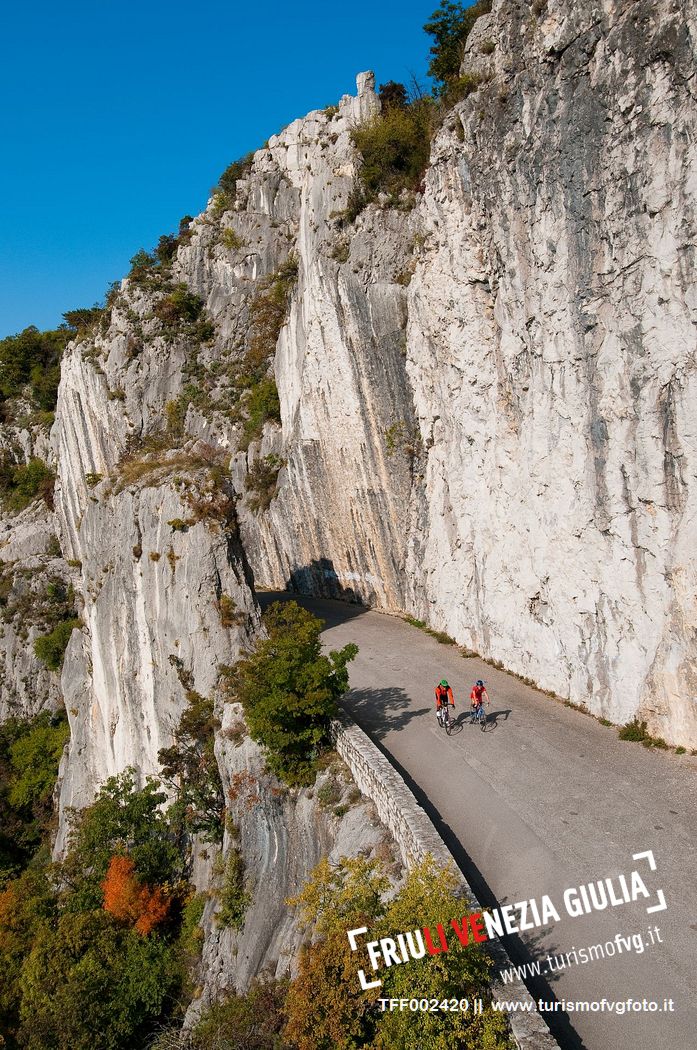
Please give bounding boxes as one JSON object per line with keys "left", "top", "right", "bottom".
{"left": 263, "top": 593, "right": 697, "bottom": 1050}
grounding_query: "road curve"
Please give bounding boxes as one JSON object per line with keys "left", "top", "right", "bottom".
{"left": 262, "top": 592, "right": 697, "bottom": 1050}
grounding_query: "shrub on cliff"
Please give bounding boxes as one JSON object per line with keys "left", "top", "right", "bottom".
{"left": 225, "top": 601, "right": 357, "bottom": 785}
{"left": 212, "top": 151, "right": 255, "bottom": 213}
{"left": 158, "top": 679, "right": 225, "bottom": 843}
{"left": 0, "top": 325, "right": 67, "bottom": 413}
{"left": 350, "top": 99, "right": 433, "bottom": 204}
{"left": 0, "top": 456, "right": 55, "bottom": 513}
{"left": 245, "top": 453, "right": 284, "bottom": 513}
{"left": 245, "top": 254, "right": 299, "bottom": 373}
{"left": 154, "top": 284, "right": 204, "bottom": 327}
{"left": 424, "top": 0, "right": 492, "bottom": 91}
{"left": 33, "top": 617, "right": 80, "bottom": 671}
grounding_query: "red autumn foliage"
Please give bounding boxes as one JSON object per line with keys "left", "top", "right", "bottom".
{"left": 101, "top": 855, "right": 171, "bottom": 936}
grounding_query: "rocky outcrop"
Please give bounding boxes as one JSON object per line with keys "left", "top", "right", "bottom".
{"left": 0, "top": 413, "right": 66, "bottom": 721}
{"left": 188, "top": 709, "right": 399, "bottom": 1016}
{"left": 0, "top": 504, "right": 66, "bottom": 720}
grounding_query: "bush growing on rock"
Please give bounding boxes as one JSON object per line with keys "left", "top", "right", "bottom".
{"left": 225, "top": 601, "right": 357, "bottom": 785}
{"left": 158, "top": 674, "right": 225, "bottom": 843}
{"left": 238, "top": 376, "right": 282, "bottom": 451}
{"left": 246, "top": 453, "right": 284, "bottom": 513}
{"left": 216, "top": 847, "right": 250, "bottom": 929}
{"left": 0, "top": 457, "right": 55, "bottom": 512}
{"left": 424, "top": 0, "right": 492, "bottom": 91}
{"left": 350, "top": 100, "right": 433, "bottom": 204}
{"left": 213, "top": 151, "right": 255, "bottom": 212}
{"left": 33, "top": 617, "right": 81, "bottom": 671}
{"left": 154, "top": 285, "right": 205, "bottom": 327}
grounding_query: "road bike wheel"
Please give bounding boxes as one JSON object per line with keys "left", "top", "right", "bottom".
{"left": 480, "top": 708, "right": 487, "bottom": 732}
{"left": 445, "top": 711, "right": 452, "bottom": 735}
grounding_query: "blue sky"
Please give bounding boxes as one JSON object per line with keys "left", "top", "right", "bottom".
{"left": 0, "top": 0, "right": 438, "bottom": 335}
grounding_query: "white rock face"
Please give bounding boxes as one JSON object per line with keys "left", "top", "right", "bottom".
{"left": 55, "top": 480, "right": 258, "bottom": 844}
{"left": 0, "top": 412, "right": 66, "bottom": 721}
{"left": 404, "top": 0, "right": 697, "bottom": 743}
{"left": 186, "top": 707, "right": 394, "bottom": 1015}
{"left": 52, "top": 319, "right": 260, "bottom": 838}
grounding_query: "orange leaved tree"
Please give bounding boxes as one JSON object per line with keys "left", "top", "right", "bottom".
{"left": 102, "top": 855, "right": 171, "bottom": 936}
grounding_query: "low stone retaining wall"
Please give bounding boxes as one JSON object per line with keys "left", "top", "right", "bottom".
{"left": 331, "top": 710, "right": 560, "bottom": 1050}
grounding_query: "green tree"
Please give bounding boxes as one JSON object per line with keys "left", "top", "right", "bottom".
{"left": 62, "top": 306, "right": 105, "bottom": 334}
{"left": 0, "top": 866, "right": 57, "bottom": 1046}
{"left": 158, "top": 680, "right": 225, "bottom": 843}
{"left": 7, "top": 713, "right": 69, "bottom": 831}
{"left": 378, "top": 80, "right": 408, "bottom": 110}
{"left": 284, "top": 856, "right": 387, "bottom": 1049}
{"left": 226, "top": 601, "right": 357, "bottom": 785}
{"left": 376, "top": 859, "right": 513, "bottom": 1049}
{"left": 0, "top": 326, "right": 68, "bottom": 410}
{"left": 18, "top": 909, "right": 178, "bottom": 1050}
{"left": 424, "top": 0, "right": 492, "bottom": 91}
{"left": 285, "top": 855, "right": 513, "bottom": 1050}
{"left": 0, "top": 712, "right": 69, "bottom": 879}
{"left": 192, "top": 976, "right": 290, "bottom": 1050}
{"left": 59, "top": 770, "right": 182, "bottom": 912}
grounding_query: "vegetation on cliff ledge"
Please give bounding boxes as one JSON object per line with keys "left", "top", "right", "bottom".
{"left": 348, "top": 0, "right": 490, "bottom": 214}
{"left": 224, "top": 600, "right": 358, "bottom": 785}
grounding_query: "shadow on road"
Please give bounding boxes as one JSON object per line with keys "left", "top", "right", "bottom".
{"left": 344, "top": 686, "right": 429, "bottom": 738}
{"left": 483, "top": 708, "right": 511, "bottom": 731}
{"left": 257, "top": 589, "right": 369, "bottom": 630}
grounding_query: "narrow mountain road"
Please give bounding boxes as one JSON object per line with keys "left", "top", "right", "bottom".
{"left": 263, "top": 593, "right": 697, "bottom": 1050}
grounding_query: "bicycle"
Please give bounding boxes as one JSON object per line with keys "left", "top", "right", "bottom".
{"left": 471, "top": 703, "right": 487, "bottom": 731}
{"left": 439, "top": 704, "right": 454, "bottom": 736}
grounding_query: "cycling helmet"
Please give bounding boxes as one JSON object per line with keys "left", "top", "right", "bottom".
{"left": 440, "top": 679, "right": 449, "bottom": 687}
{"left": 476, "top": 680, "right": 484, "bottom": 687}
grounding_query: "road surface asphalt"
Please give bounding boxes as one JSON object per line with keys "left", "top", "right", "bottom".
{"left": 262, "top": 592, "right": 697, "bottom": 1050}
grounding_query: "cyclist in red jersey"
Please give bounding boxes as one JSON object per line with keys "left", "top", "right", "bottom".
{"left": 470, "top": 679, "right": 489, "bottom": 721}
{"left": 434, "top": 679, "right": 454, "bottom": 727}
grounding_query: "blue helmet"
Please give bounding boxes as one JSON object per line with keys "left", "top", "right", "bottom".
{"left": 476, "top": 680, "right": 484, "bottom": 687}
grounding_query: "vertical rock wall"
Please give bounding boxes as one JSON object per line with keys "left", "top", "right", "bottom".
{"left": 404, "top": 0, "right": 697, "bottom": 741}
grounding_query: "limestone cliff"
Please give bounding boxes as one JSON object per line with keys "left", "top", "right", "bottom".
{"left": 143, "top": 0, "right": 694, "bottom": 746}
{"left": 35, "top": 0, "right": 692, "bottom": 797}
{"left": 1, "top": 0, "right": 695, "bottom": 1010}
